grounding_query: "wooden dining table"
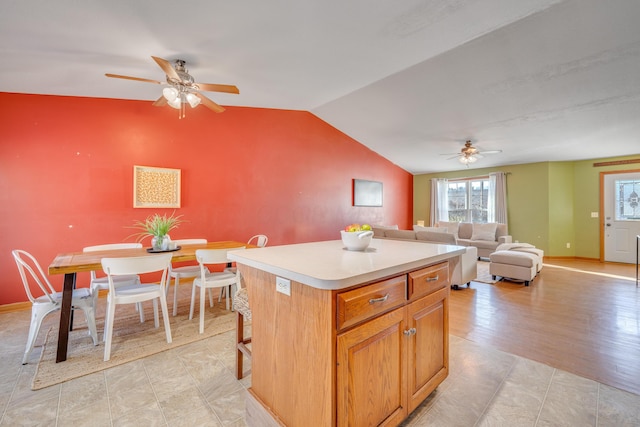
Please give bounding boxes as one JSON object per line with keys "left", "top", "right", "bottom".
{"left": 48, "top": 240, "right": 249, "bottom": 363}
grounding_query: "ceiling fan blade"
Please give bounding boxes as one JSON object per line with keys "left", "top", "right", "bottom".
{"left": 151, "top": 56, "right": 180, "bottom": 81}
{"left": 446, "top": 155, "right": 461, "bottom": 160}
{"left": 105, "top": 73, "right": 163, "bottom": 85}
{"left": 195, "top": 83, "right": 240, "bottom": 94}
{"left": 195, "top": 93, "right": 225, "bottom": 113}
{"left": 480, "top": 150, "right": 502, "bottom": 154}
{"left": 152, "top": 96, "right": 167, "bottom": 107}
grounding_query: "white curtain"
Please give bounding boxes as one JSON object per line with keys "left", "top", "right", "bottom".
{"left": 430, "top": 178, "right": 449, "bottom": 226}
{"left": 488, "top": 172, "right": 508, "bottom": 224}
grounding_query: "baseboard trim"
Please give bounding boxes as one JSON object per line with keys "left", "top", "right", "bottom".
{"left": 544, "top": 256, "right": 601, "bottom": 262}
{"left": 0, "top": 301, "right": 30, "bottom": 313}
{"left": 0, "top": 289, "right": 109, "bottom": 313}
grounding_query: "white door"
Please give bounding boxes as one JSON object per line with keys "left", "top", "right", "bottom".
{"left": 604, "top": 172, "right": 640, "bottom": 263}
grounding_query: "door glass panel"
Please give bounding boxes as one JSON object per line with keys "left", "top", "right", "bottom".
{"left": 615, "top": 179, "right": 640, "bottom": 221}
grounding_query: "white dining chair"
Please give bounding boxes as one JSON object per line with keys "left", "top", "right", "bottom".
{"left": 12, "top": 249, "right": 98, "bottom": 364}
{"left": 167, "top": 238, "right": 208, "bottom": 316}
{"left": 101, "top": 254, "right": 173, "bottom": 361}
{"left": 223, "top": 233, "right": 267, "bottom": 277}
{"left": 83, "top": 243, "right": 144, "bottom": 325}
{"left": 247, "top": 234, "right": 268, "bottom": 248}
{"left": 190, "top": 248, "right": 242, "bottom": 334}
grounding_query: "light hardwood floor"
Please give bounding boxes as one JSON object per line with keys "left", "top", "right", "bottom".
{"left": 449, "top": 258, "right": 640, "bottom": 396}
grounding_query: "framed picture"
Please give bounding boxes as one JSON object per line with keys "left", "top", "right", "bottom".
{"left": 353, "top": 179, "right": 383, "bottom": 207}
{"left": 133, "top": 165, "right": 181, "bottom": 208}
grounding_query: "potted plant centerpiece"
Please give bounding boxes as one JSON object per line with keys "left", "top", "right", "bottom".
{"left": 129, "top": 212, "right": 185, "bottom": 250}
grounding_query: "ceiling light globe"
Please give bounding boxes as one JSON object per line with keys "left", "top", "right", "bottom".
{"left": 167, "top": 97, "right": 181, "bottom": 109}
{"left": 186, "top": 93, "right": 201, "bottom": 108}
{"left": 162, "top": 87, "right": 179, "bottom": 102}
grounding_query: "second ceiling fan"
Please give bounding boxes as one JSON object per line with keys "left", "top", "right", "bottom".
{"left": 442, "top": 140, "right": 502, "bottom": 167}
{"left": 106, "top": 56, "right": 239, "bottom": 118}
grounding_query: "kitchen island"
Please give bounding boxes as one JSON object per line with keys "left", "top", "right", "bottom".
{"left": 228, "top": 238, "right": 465, "bottom": 427}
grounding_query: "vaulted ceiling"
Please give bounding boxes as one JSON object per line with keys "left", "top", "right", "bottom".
{"left": 1, "top": 0, "right": 639, "bottom": 173}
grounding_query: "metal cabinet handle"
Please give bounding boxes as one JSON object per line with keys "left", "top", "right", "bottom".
{"left": 403, "top": 328, "right": 417, "bottom": 336}
{"left": 426, "top": 275, "right": 439, "bottom": 282}
{"left": 369, "top": 294, "right": 389, "bottom": 304}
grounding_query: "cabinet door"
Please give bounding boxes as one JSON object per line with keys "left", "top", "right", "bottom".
{"left": 406, "top": 286, "right": 449, "bottom": 413}
{"left": 337, "top": 307, "right": 408, "bottom": 427}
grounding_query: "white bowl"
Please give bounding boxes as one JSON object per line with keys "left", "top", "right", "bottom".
{"left": 340, "top": 230, "right": 374, "bottom": 251}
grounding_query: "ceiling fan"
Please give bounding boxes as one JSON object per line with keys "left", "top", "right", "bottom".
{"left": 106, "top": 56, "right": 239, "bottom": 118}
{"left": 442, "top": 140, "right": 502, "bottom": 167}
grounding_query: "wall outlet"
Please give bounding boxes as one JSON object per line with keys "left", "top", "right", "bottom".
{"left": 591, "top": 212, "right": 599, "bottom": 218}
{"left": 276, "top": 276, "right": 291, "bottom": 296}
{"left": 566, "top": 242, "right": 571, "bottom": 249}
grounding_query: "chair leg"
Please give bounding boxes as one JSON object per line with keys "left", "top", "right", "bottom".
{"left": 172, "top": 276, "right": 180, "bottom": 316}
{"left": 199, "top": 284, "right": 206, "bottom": 334}
{"left": 138, "top": 302, "right": 145, "bottom": 323}
{"left": 236, "top": 311, "right": 244, "bottom": 379}
{"left": 104, "top": 298, "right": 117, "bottom": 361}
{"left": 80, "top": 304, "right": 99, "bottom": 346}
{"left": 152, "top": 299, "right": 159, "bottom": 328}
{"left": 189, "top": 283, "right": 197, "bottom": 320}
{"left": 159, "top": 293, "right": 172, "bottom": 344}
{"left": 22, "top": 306, "right": 47, "bottom": 364}
{"left": 235, "top": 310, "right": 252, "bottom": 380}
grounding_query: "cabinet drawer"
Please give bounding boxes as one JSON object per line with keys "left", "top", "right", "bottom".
{"left": 408, "top": 262, "right": 449, "bottom": 300}
{"left": 337, "top": 276, "right": 406, "bottom": 330}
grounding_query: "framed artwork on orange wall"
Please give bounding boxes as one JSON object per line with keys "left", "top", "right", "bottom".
{"left": 133, "top": 165, "right": 181, "bottom": 208}
{"left": 353, "top": 179, "right": 383, "bottom": 207}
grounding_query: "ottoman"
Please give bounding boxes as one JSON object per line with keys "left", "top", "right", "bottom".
{"left": 489, "top": 250, "right": 537, "bottom": 286}
{"left": 496, "top": 243, "right": 544, "bottom": 273}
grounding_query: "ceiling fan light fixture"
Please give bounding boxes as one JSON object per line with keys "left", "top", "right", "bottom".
{"left": 459, "top": 155, "right": 477, "bottom": 164}
{"left": 167, "top": 96, "right": 181, "bottom": 110}
{"left": 186, "top": 93, "right": 201, "bottom": 108}
{"left": 162, "top": 87, "right": 179, "bottom": 102}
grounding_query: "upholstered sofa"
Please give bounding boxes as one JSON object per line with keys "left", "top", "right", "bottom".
{"left": 372, "top": 227, "right": 477, "bottom": 289}
{"left": 434, "top": 222, "right": 512, "bottom": 259}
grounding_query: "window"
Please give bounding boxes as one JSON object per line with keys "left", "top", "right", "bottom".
{"left": 615, "top": 179, "right": 640, "bottom": 220}
{"left": 447, "top": 178, "right": 490, "bottom": 223}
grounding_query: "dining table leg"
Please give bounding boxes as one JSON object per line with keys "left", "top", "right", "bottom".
{"left": 56, "top": 272, "right": 76, "bottom": 362}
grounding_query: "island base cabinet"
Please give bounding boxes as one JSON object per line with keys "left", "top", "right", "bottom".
{"left": 337, "top": 307, "right": 408, "bottom": 427}
{"left": 336, "top": 287, "right": 449, "bottom": 427}
{"left": 407, "top": 286, "right": 448, "bottom": 413}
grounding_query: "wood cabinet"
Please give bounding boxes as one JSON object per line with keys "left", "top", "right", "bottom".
{"left": 240, "top": 259, "right": 451, "bottom": 427}
{"left": 336, "top": 262, "right": 449, "bottom": 426}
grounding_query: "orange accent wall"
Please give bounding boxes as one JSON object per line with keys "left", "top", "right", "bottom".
{"left": 0, "top": 92, "right": 412, "bottom": 304}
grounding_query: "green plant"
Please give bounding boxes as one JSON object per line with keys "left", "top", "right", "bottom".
{"left": 128, "top": 212, "right": 185, "bottom": 242}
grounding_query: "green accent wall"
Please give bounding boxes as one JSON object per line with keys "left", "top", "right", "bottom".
{"left": 413, "top": 154, "right": 640, "bottom": 258}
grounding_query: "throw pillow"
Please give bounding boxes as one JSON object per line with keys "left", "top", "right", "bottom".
{"left": 436, "top": 221, "right": 459, "bottom": 238}
{"left": 471, "top": 223, "right": 497, "bottom": 241}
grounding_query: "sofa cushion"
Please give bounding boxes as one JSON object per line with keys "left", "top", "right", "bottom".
{"left": 415, "top": 231, "right": 456, "bottom": 244}
{"left": 496, "top": 223, "right": 508, "bottom": 239}
{"left": 457, "top": 222, "right": 473, "bottom": 240}
{"left": 384, "top": 229, "right": 417, "bottom": 240}
{"left": 437, "top": 221, "right": 460, "bottom": 238}
{"left": 372, "top": 224, "right": 399, "bottom": 237}
{"left": 471, "top": 223, "right": 498, "bottom": 241}
{"left": 458, "top": 239, "right": 499, "bottom": 251}
{"left": 412, "top": 225, "right": 439, "bottom": 232}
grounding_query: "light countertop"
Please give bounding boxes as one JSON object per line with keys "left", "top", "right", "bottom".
{"left": 227, "top": 238, "right": 465, "bottom": 290}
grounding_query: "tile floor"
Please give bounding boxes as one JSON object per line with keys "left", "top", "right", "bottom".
{"left": 1, "top": 306, "right": 639, "bottom": 426}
